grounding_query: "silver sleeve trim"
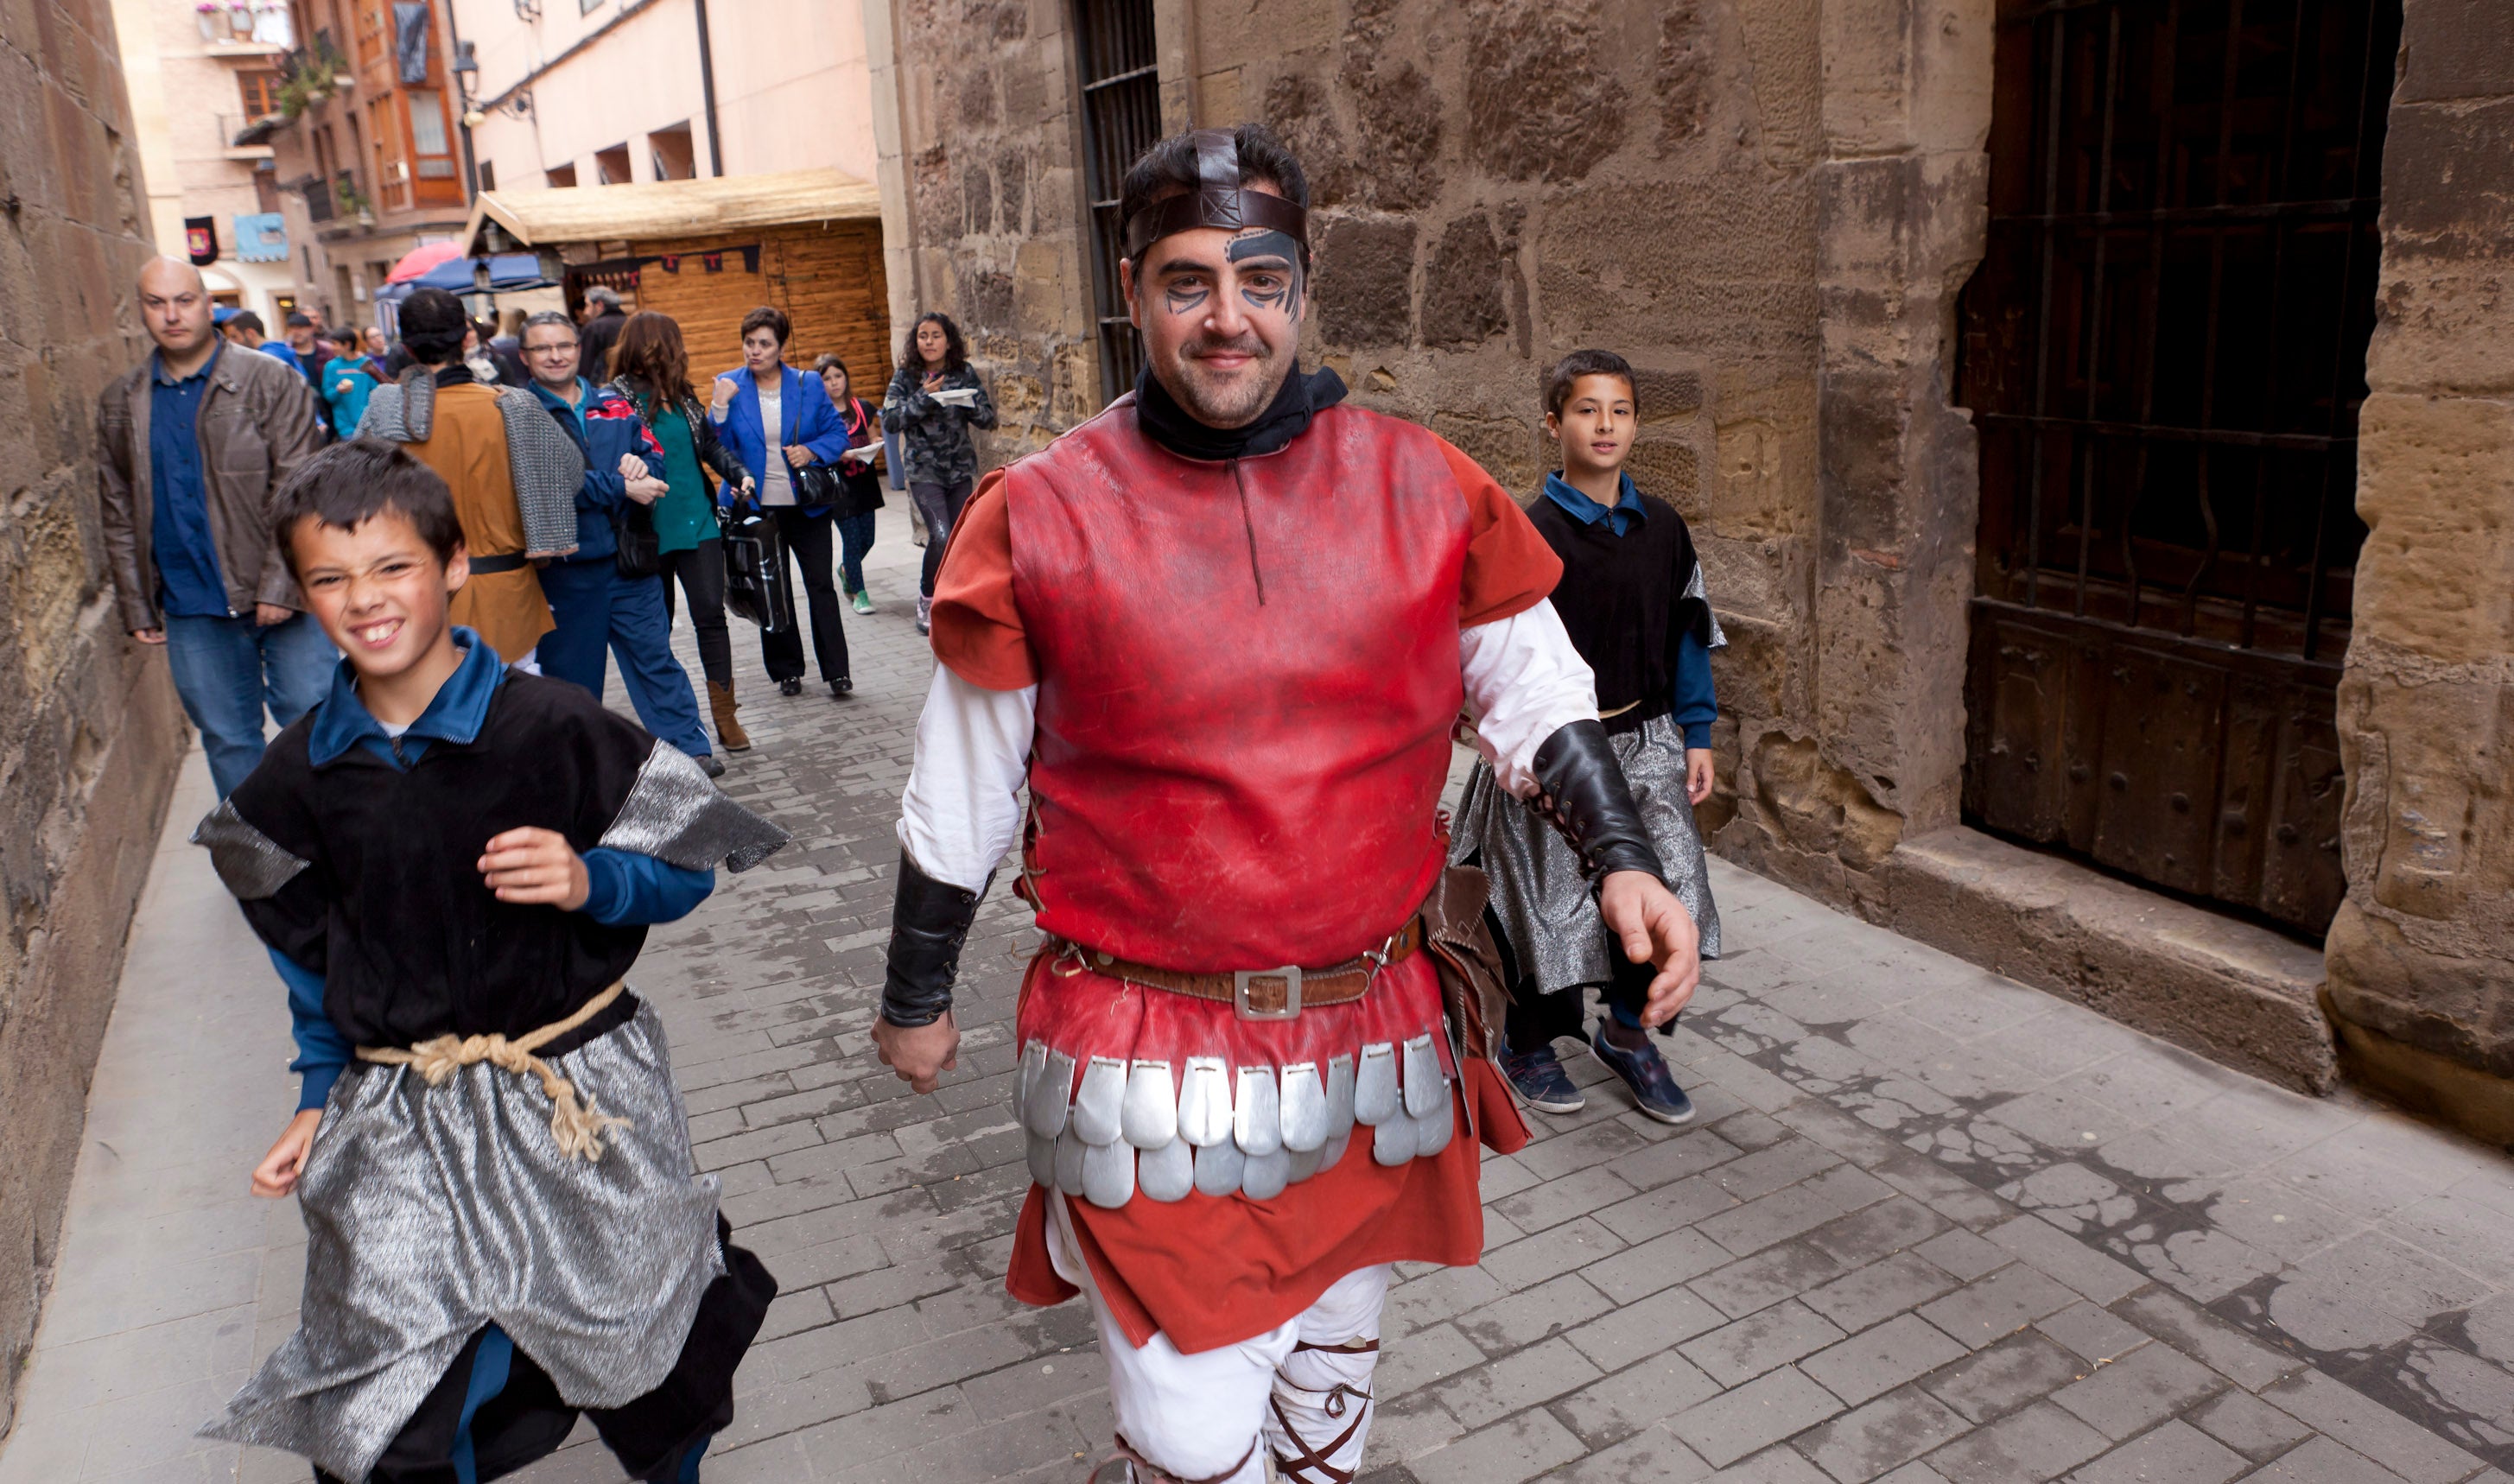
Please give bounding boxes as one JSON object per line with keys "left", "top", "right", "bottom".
{"left": 597, "top": 739, "right": 790, "bottom": 872}
{"left": 1683, "top": 561, "right": 1728, "bottom": 650}
{"left": 189, "top": 799, "right": 311, "bottom": 900}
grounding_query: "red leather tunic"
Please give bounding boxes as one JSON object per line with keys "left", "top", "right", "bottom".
{"left": 1006, "top": 400, "right": 1470, "bottom": 970}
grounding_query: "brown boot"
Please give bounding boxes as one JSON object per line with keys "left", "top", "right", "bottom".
{"left": 708, "top": 681, "right": 752, "bottom": 752}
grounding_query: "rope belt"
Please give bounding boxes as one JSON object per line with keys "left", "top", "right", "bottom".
{"left": 355, "top": 980, "right": 631, "bottom": 1163}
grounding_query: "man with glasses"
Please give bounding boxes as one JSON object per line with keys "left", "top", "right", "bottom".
{"left": 519, "top": 312, "right": 722, "bottom": 777}
{"left": 97, "top": 257, "right": 334, "bottom": 797}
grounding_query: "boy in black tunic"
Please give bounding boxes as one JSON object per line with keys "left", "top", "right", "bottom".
{"left": 1451, "top": 350, "right": 1726, "bottom": 1124}
{"left": 192, "top": 439, "right": 787, "bottom": 1482}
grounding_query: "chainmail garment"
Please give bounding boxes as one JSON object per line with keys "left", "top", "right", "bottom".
{"left": 190, "top": 799, "right": 310, "bottom": 900}
{"left": 199, "top": 1001, "right": 724, "bottom": 1481}
{"left": 1451, "top": 711, "right": 1722, "bottom": 997}
{"left": 598, "top": 739, "right": 791, "bottom": 872}
{"left": 359, "top": 373, "right": 584, "bottom": 558}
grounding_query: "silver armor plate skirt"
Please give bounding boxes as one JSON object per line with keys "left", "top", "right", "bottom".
{"left": 1451, "top": 711, "right": 1723, "bottom": 996}
{"left": 200, "top": 1000, "right": 724, "bottom": 1481}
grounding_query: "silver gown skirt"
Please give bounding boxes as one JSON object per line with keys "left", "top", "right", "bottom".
{"left": 200, "top": 999, "right": 726, "bottom": 1481}
{"left": 1451, "top": 711, "right": 1723, "bottom": 997}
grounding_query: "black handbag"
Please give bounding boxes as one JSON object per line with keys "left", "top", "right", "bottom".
{"left": 613, "top": 502, "right": 661, "bottom": 579}
{"left": 792, "top": 459, "right": 844, "bottom": 511}
{"left": 718, "top": 506, "right": 790, "bottom": 633}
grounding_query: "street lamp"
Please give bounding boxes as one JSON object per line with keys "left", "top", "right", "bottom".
{"left": 451, "top": 40, "right": 482, "bottom": 198}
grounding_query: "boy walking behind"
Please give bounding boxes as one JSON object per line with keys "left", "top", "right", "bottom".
{"left": 1452, "top": 350, "right": 1726, "bottom": 1124}
{"left": 193, "top": 439, "right": 785, "bottom": 1481}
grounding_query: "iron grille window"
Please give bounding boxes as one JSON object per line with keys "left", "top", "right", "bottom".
{"left": 1956, "top": 0, "right": 2400, "bottom": 935}
{"left": 1073, "top": 0, "right": 1159, "bottom": 404}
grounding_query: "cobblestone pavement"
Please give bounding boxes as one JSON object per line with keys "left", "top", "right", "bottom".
{"left": 3, "top": 504, "right": 2512, "bottom": 1484}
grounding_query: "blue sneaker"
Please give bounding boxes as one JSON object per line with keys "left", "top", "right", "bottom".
{"left": 1590, "top": 1025, "right": 1695, "bottom": 1125}
{"left": 1500, "top": 1037, "right": 1586, "bottom": 1114}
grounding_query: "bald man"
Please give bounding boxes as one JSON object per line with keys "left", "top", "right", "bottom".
{"left": 98, "top": 258, "right": 333, "bottom": 796}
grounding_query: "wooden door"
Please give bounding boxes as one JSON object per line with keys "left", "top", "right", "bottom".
{"left": 1956, "top": 0, "right": 2399, "bottom": 936}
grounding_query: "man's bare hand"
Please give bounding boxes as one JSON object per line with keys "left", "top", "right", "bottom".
{"left": 255, "top": 602, "right": 294, "bottom": 626}
{"left": 252, "top": 1107, "right": 323, "bottom": 1197}
{"left": 873, "top": 1011, "right": 958, "bottom": 1094}
{"left": 132, "top": 627, "right": 166, "bottom": 645}
{"left": 1597, "top": 870, "right": 1700, "bottom": 1027}
{"left": 478, "top": 827, "right": 590, "bottom": 910}
{"left": 1686, "top": 748, "right": 1717, "bottom": 806}
{"left": 624, "top": 475, "right": 668, "bottom": 506}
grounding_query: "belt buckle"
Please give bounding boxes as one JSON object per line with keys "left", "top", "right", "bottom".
{"left": 1234, "top": 966, "right": 1303, "bottom": 1021}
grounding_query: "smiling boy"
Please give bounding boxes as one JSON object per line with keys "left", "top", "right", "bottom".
{"left": 192, "top": 439, "right": 786, "bottom": 1482}
{"left": 1453, "top": 349, "right": 1728, "bottom": 1125}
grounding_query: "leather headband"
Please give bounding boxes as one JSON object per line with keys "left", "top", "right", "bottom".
{"left": 1121, "top": 128, "right": 1310, "bottom": 261}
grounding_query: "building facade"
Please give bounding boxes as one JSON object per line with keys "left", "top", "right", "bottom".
{"left": 0, "top": 0, "right": 192, "bottom": 1434}
{"left": 111, "top": 0, "right": 307, "bottom": 321}
{"left": 862, "top": 0, "right": 2514, "bottom": 1143}
{"left": 452, "top": 0, "right": 877, "bottom": 196}
{"left": 249, "top": 0, "right": 471, "bottom": 327}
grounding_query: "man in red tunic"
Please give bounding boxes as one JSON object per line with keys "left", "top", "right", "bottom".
{"left": 876, "top": 125, "right": 1702, "bottom": 1484}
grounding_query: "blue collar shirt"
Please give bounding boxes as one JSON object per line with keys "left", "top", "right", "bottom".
{"left": 1540, "top": 470, "right": 1648, "bottom": 538}
{"left": 307, "top": 625, "right": 505, "bottom": 771}
{"left": 148, "top": 342, "right": 232, "bottom": 618}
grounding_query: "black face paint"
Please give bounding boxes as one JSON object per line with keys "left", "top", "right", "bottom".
{"left": 1162, "top": 277, "right": 1212, "bottom": 317}
{"left": 1228, "top": 229, "right": 1303, "bottom": 316}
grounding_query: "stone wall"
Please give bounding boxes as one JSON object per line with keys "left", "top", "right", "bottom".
{"left": 2324, "top": 0, "right": 2514, "bottom": 1144}
{"left": 0, "top": 0, "right": 190, "bottom": 1434}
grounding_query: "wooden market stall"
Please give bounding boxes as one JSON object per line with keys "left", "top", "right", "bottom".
{"left": 461, "top": 169, "right": 891, "bottom": 384}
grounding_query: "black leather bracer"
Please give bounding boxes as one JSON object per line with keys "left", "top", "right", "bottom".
{"left": 1530, "top": 719, "right": 1668, "bottom": 886}
{"left": 880, "top": 853, "right": 982, "bottom": 1027}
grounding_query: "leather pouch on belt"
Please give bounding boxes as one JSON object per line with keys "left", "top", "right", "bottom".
{"left": 1419, "top": 865, "right": 1510, "bottom": 1064}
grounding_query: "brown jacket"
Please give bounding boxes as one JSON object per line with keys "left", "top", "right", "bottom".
{"left": 96, "top": 342, "right": 323, "bottom": 632}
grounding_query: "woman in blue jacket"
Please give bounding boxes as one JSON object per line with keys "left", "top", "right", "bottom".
{"left": 710, "top": 305, "right": 855, "bottom": 697}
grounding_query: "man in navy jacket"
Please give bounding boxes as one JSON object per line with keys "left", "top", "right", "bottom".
{"left": 518, "top": 311, "right": 721, "bottom": 776}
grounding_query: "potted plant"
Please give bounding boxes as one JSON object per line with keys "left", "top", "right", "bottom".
{"left": 227, "top": 1, "right": 253, "bottom": 40}
{"left": 196, "top": 3, "right": 223, "bottom": 39}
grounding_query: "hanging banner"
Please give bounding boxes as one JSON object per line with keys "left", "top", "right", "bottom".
{"left": 183, "top": 216, "right": 219, "bottom": 266}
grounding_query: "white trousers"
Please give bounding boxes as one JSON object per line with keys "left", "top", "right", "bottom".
{"left": 1048, "top": 1199, "right": 1390, "bottom": 1484}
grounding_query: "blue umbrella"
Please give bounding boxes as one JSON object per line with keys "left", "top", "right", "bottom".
{"left": 373, "top": 254, "right": 552, "bottom": 302}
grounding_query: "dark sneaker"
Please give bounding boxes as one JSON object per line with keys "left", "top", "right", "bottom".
{"left": 696, "top": 752, "right": 727, "bottom": 779}
{"left": 1500, "top": 1038, "right": 1586, "bottom": 1114}
{"left": 1590, "top": 1026, "right": 1695, "bottom": 1125}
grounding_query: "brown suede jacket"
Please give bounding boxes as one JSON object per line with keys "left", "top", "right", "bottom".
{"left": 96, "top": 342, "right": 323, "bottom": 632}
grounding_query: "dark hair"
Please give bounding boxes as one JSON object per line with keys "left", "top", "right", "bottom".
{"left": 284, "top": 311, "right": 313, "bottom": 328}
{"left": 740, "top": 305, "right": 790, "bottom": 346}
{"left": 1116, "top": 124, "right": 1310, "bottom": 266}
{"left": 900, "top": 312, "right": 967, "bottom": 375}
{"left": 810, "top": 352, "right": 848, "bottom": 378}
{"left": 270, "top": 438, "right": 465, "bottom": 579}
{"left": 321, "top": 324, "right": 360, "bottom": 349}
{"left": 612, "top": 311, "right": 695, "bottom": 409}
{"left": 228, "top": 310, "right": 266, "bottom": 336}
{"left": 1544, "top": 349, "right": 1638, "bottom": 419}
{"left": 399, "top": 289, "right": 469, "bottom": 365}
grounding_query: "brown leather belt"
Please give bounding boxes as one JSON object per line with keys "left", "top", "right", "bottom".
{"left": 1047, "top": 919, "right": 1423, "bottom": 1020}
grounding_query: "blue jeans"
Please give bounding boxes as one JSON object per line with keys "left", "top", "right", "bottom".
{"left": 161, "top": 612, "right": 338, "bottom": 797}
{"left": 836, "top": 511, "right": 877, "bottom": 595}
{"left": 536, "top": 560, "right": 713, "bottom": 759}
